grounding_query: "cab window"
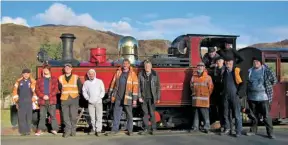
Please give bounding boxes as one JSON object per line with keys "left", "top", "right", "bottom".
{"left": 280, "top": 58, "right": 288, "bottom": 82}
{"left": 265, "top": 58, "right": 277, "bottom": 74}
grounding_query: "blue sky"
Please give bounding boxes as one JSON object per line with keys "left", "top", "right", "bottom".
{"left": 1, "top": 1, "right": 288, "bottom": 47}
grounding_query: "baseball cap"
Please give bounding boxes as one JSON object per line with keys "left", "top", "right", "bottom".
{"left": 208, "top": 47, "right": 216, "bottom": 53}
{"left": 64, "top": 63, "right": 72, "bottom": 67}
{"left": 22, "top": 68, "right": 31, "bottom": 74}
{"left": 197, "top": 62, "right": 205, "bottom": 66}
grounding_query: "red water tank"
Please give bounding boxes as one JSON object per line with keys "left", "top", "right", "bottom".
{"left": 90, "top": 48, "right": 106, "bottom": 63}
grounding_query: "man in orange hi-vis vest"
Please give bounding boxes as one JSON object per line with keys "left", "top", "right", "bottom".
{"left": 108, "top": 58, "right": 138, "bottom": 136}
{"left": 190, "top": 62, "right": 214, "bottom": 134}
{"left": 58, "top": 63, "right": 82, "bottom": 138}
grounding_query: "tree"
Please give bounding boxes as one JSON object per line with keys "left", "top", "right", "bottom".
{"left": 39, "top": 36, "right": 62, "bottom": 60}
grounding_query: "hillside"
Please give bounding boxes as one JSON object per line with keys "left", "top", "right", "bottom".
{"left": 1, "top": 23, "right": 170, "bottom": 97}
{"left": 250, "top": 39, "right": 288, "bottom": 48}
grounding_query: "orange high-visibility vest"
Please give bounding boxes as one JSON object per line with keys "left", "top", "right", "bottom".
{"left": 59, "top": 74, "right": 79, "bottom": 100}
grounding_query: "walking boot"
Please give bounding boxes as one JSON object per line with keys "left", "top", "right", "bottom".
{"left": 221, "top": 129, "right": 231, "bottom": 135}
{"left": 141, "top": 129, "right": 149, "bottom": 135}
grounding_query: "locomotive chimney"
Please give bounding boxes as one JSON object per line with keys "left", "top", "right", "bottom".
{"left": 60, "top": 33, "right": 76, "bottom": 62}
{"left": 59, "top": 33, "right": 79, "bottom": 66}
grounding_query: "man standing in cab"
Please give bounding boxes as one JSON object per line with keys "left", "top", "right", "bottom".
{"left": 217, "top": 43, "right": 244, "bottom": 65}
{"left": 202, "top": 47, "right": 220, "bottom": 69}
{"left": 108, "top": 58, "right": 138, "bottom": 136}
{"left": 58, "top": 63, "right": 82, "bottom": 138}
{"left": 138, "top": 60, "right": 161, "bottom": 135}
{"left": 12, "top": 69, "right": 38, "bottom": 136}
{"left": 82, "top": 69, "right": 105, "bottom": 136}
{"left": 221, "top": 57, "right": 245, "bottom": 137}
{"left": 35, "top": 64, "right": 59, "bottom": 136}
{"left": 190, "top": 62, "right": 214, "bottom": 134}
{"left": 245, "top": 57, "right": 277, "bottom": 139}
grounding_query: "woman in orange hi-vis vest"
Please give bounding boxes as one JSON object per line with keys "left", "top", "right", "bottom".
{"left": 190, "top": 62, "right": 214, "bottom": 134}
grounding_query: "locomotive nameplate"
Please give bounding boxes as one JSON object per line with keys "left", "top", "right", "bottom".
{"left": 160, "top": 83, "right": 183, "bottom": 90}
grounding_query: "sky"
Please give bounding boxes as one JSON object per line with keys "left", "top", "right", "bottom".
{"left": 1, "top": 1, "right": 288, "bottom": 48}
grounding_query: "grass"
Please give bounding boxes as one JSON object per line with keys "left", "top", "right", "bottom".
{"left": 1, "top": 109, "right": 11, "bottom": 128}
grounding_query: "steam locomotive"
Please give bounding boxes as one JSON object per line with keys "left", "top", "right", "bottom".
{"left": 36, "top": 33, "right": 288, "bottom": 130}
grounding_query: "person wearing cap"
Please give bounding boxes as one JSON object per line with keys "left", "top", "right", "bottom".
{"left": 202, "top": 47, "right": 220, "bottom": 69}
{"left": 190, "top": 62, "right": 214, "bottom": 134}
{"left": 138, "top": 60, "right": 161, "bottom": 135}
{"left": 217, "top": 43, "right": 244, "bottom": 65}
{"left": 221, "top": 57, "right": 245, "bottom": 137}
{"left": 245, "top": 56, "right": 277, "bottom": 139}
{"left": 12, "top": 68, "right": 38, "bottom": 136}
{"left": 108, "top": 58, "right": 138, "bottom": 136}
{"left": 35, "top": 65, "right": 59, "bottom": 136}
{"left": 82, "top": 69, "right": 105, "bottom": 136}
{"left": 58, "top": 63, "right": 82, "bottom": 138}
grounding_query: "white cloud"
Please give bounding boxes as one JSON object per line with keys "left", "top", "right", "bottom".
{"left": 143, "top": 13, "right": 159, "bottom": 19}
{"left": 34, "top": 2, "right": 247, "bottom": 42}
{"left": 121, "top": 17, "right": 132, "bottom": 22}
{"left": 35, "top": 3, "right": 104, "bottom": 30}
{"left": 1, "top": 16, "right": 29, "bottom": 26}
{"left": 268, "top": 26, "right": 288, "bottom": 40}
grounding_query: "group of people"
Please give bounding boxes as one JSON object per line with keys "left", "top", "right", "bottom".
{"left": 193, "top": 43, "right": 277, "bottom": 139}
{"left": 12, "top": 43, "right": 277, "bottom": 139}
{"left": 12, "top": 58, "right": 160, "bottom": 138}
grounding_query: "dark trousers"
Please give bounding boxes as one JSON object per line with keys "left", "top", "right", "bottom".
{"left": 141, "top": 99, "right": 156, "bottom": 130}
{"left": 223, "top": 94, "right": 242, "bottom": 134}
{"left": 10, "top": 105, "right": 18, "bottom": 127}
{"left": 32, "top": 110, "right": 40, "bottom": 130}
{"left": 248, "top": 100, "right": 273, "bottom": 135}
{"left": 61, "top": 98, "right": 79, "bottom": 134}
{"left": 18, "top": 102, "right": 32, "bottom": 134}
{"left": 192, "top": 107, "right": 210, "bottom": 130}
{"left": 38, "top": 105, "right": 59, "bottom": 131}
{"left": 111, "top": 100, "right": 133, "bottom": 132}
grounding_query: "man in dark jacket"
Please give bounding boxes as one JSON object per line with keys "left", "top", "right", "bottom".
{"left": 245, "top": 57, "right": 277, "bottom": 139}
{"left": 221, "top": 57, "right": 245, "bottom": 137}
{"left": 217, "top": 43, "right": 244, "bottom": 65}
{"left": 35, "top": 64, "right": 59, "bottom": 136}
{"left": 202, "top": 47, "right": 220, "bottom": 69}
{"left": 210, "top": 57, "right": 225, "bottom": 127}
{"left": 138, "top": 60, "right": 161, "bottom": 135}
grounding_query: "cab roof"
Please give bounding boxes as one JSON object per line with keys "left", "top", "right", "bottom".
{"left": 185, "top": 34, "right": 239, "bottom": 38}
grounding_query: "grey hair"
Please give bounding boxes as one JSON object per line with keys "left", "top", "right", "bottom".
{"left": 144, "top": 60, "right": 152, "bottom": 66}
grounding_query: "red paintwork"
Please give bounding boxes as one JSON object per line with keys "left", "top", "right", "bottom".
{"left": 190, "top": 37, "right": 203, "bottom": 66}
{"left": 90, "top": 48, "right": 107, "bottom": 63}
{"left": 148, "top": 111, "right": 161, "bottom": 125}
{"left": 48, "top": 109, "right": 62, "bottom": 125}
{"left": 80, "top": 61, "right": 112, "bottom": 66}
{"left": 80, "top": 48, "right": 112, "bottom": 66}
{"left": 37, "top": 67, "right": 194, "bottom": 106}
{"left": 261, "top": 50, "right": 288, "bottom": 119}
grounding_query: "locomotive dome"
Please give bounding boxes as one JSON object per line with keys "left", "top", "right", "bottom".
{"left": 118, "top": 36, "right": 139, "bottom": 65}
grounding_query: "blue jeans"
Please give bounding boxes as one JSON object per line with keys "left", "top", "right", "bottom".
{"left": 111, "top": 100, "right": 133, "bottom": 132}
{"left": 223, "top": 93, "right": 242, "bottom": 134}
{"left": 192, "top": 107, "right": 210, "bottom": 130}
